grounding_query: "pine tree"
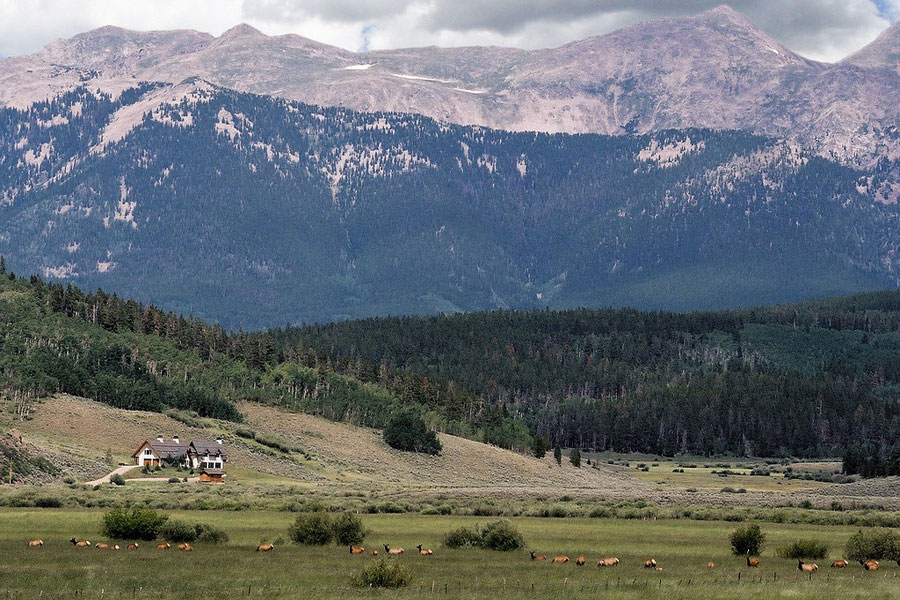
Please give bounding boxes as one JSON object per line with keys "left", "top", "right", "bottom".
{"left": 0, "top": 255, "right": 5, "bottom": 275}
{"left": 553, "top": 445, "right": 562, "bottom": 466}
{"left": 569, "top": 448, "right": 581, "bottom": 468}
{"left": 532, "top": 435, "right": 548, "bottom": 459}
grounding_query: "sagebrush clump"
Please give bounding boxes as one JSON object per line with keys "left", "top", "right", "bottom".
{"left": 776, "top": 539, "right": 828, "bottom": 559}
{"left": 351, "top": 558, "right": 411, "bottom": 588}
{"left": 443, "top": 520, "right": 524, "bottom": 551}
{"left": 101, "top": 508, "right": 168, "bottom": 540}
{"left": 845, "top": 529, "right": 900, "bottom": 561}
{"left": 730, "top": 524, "right": 765, "bottom": 556}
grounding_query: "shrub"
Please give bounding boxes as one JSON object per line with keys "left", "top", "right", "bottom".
{"left": 167, "top": 477, "right": 180, "bottom": 484}
{"left": 102, "top": 508, "right": 168, "bottom": 540}
{"left": 197, "top": 523, "right": 229, "bottom": 544}
{"left": 110, "top": 473, "right": 126, "bottom": 486}
{"left": 332, "top": 512, "right": 366, "bottom": 546}
{"left": 532, "top": 435, "right": 548, "bottom": 459}
{"left": 845, "top": 529, "right": 900, "bottom": 561}
{"left": 159, "top": 520, "right": 199, "bottom": 543}
{"left": 730, "top": 524, "right": 766, "bottom": 556}
{"left": 444, "top": 526, "right": 482, "bottom": 548}
{"left": 383, "top": 411, "right": 441, "bottom": 455}
{"left": 288, "top": 513, "right": 334, "bottom": 545}
{"left": 351, "top": 558, "right": 411, "bottom": 588}
{"left": 35, "top": 496, "right": 62, "bottom": 508}
{"left": 480, "top": 520, "right": 525, "bottom": 551}
{"left": 776, "top": 540, "right": 828, "bottom": 559}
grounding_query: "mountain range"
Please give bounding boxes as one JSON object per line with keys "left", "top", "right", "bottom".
{"left": 0, "top": 6, "right": 899, "bottom": 326}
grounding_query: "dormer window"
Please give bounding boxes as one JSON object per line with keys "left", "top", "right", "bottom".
{"left": 144, "top": 448, "right": 152, "bottom": 455}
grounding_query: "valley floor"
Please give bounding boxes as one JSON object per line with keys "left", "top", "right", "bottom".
{"left": 1, "top": 511, "right": 898, "bottom": 600}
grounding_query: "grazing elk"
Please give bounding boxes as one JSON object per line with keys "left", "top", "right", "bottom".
{"left": 384, "top": 544, "right": 404, "bottom": 556}
{"left": 256, "top": 542, "right": 275, "bottom": 552}
{"left": 530, "top": 551, "right": 546, "bottom": 561}
{"left": 127, "top": 543, "right": 139, "bottom": 551}
{"left": 860, "top": 559, "right": 879, "bottom": 571}
{"left": 156, "top": 542, "right": 170, "bottom": 550}
{"left": 70, "top": 538, "right": 91, "bottom": 547}
{"left": 416, "top": 544, "right": 433, "bottom": 556}
{"left": 707, "top": 562, "right": 715, "bottom": 569}
{"left": 27, "top": 540, "right": 43, "bottom": 547}
{"left": 597, "top": 557, "right": 619, "bottom": 567}
{"left": 831, "top": 559, "right": 848, "bottom": 568}
{"left": 798, "top": 560, "right": 818, "bottom": 573}
{"left": 552, "top": 555, "right": 569, "bottom": 564}
{"left": 350, "top": 545, "right": 365, "bottom": 554}
{"left": 746, "top": 552, "right": 760, "bottom": 567}
{"left": 644, "top": 558, "right": 657, "bottom": 568}
{"left": 575, "top": 556, "right": 586, "bottom": 566}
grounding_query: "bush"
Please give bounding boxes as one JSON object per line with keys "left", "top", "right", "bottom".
{"left": 102, "top": 508, "right": 168, "bottom": 540}
{"left": 776, "top": 539, "right": 828, "bottom": 559}
{"left": 332, "top": 512, "right": 366, "bottom": 546}
{"left": 845, "top": 529, "right": 900, "bottom": 561}
{"left": 197, "top": 523, "right": 229, "bottom": 544}
{"left": 730, "top": 524, "right": 765, "bottom": 556}
{"left": 480, "top": 520, "right": 525, "bottom": 551}
{"left": 110, "top": 473, "right": 126, "bottom": 486}
{"left": 288, "top": 513, "right": 333, "bottom": 545}
{"left": 444, "top": 526, "right": 482, "bottom": 548}
{"left": 383, "top": 411, "right": 441, "bottom": 455}
{"left": 34, "top": 496, "right": 63, "bottom": 508}
{"left": 167, "top": 477, "right": 180, "bottom": 484}
{"left": 351, "top": 558, "right": 411, "bottom": 588}
{"left": 159, "top": 520, "right": 199, "bottom": 543}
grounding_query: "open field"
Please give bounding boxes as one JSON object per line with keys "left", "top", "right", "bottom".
{"left": 2, "top": 510, "right": 899, "bottom": 599}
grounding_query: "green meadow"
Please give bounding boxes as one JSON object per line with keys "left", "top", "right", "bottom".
{"left": 1, "top": 510, "right": 898, "bottom": 599}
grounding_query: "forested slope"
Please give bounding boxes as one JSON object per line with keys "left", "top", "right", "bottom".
{"left": 3, "top": 265, "right": 900, "bottom": 466}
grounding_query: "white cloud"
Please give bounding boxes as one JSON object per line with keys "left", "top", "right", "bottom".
{"left": 0, "top": 0, "right": 896, "bottom": 62}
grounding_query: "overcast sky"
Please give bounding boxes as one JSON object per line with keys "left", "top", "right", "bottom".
{"left": 1, "top": 0, "right": 898, "bottom": 62}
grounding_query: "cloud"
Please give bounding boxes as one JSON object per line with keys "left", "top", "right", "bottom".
{"left": 0, "top": 0, "right": 896, "bottom": 63}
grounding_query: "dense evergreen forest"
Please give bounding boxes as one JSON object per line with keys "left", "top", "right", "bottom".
{"left": 1, "top": 84, "right": 897, "bottom": 328}
{"left": 2, "top": 259, "right": 900, "bottom": 471}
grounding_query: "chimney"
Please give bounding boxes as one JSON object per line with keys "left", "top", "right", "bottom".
{"left": 156, "top": 435, "right": 164, "bottom": 443}
{"left": 172, "top": 435, "right": 180, "bottom": 444}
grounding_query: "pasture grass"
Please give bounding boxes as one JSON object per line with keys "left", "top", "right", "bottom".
{"left": 1, "top": 509, "right": 898, "bottom": 599}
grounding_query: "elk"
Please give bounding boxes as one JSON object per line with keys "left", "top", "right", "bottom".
{"left": 371, "top": 549, "right": 378, "bottom": 555}
{"left": 860, "top": 559, "right": 879, "bottom": 571}
{"left": 27, "top": 540, "right": 43, "bottom": 547}
{"left": 644, "top": 558, "right": 657, "bottom": 568}
{"left": 798, "top": 560, "right": 818, "bottom": 573}
{"left": 384, "top": 544, "right": 404, "bottom": 556}
{"left": 597, "top": 557, "right": 619, "bottom": 567}
{"left": 127, "top": 543, "right": 139, "bottom": 551}
{"left": 179, "top": 543, "right": 193, "bottom": 552}
{"left": 575, "top": 556, "right": 586, "bottom": 566}
{"left": 746, "top": 552, "right": 760, "bottom": 567}
{"left": 156, "top": 542, "right": 170, "bottom": 550}
{"left": 349, "top": 545, "right": 365, "bottom": 554}
{"left": 831, "top": 559, "right": 848, "bottom": 568}
{"left": 707, "top": 562, "right": 715, "bottom": 569}
{"left": 552, "top": 555, "right": 569, "bottom": 564}
{"left": 256, "top": 542, "right": 275, "bottom": 552}
{"left": 95, "top": 543, "right": 109, "bottom": 550}
{"left": 70, "top": 538, "right": 91, "bottom": 548}
{"left": 416, "top": 544, "right": 433, "bottom": 556}
{"left": 530, "top": 551, "right": 546, "bottom": 561}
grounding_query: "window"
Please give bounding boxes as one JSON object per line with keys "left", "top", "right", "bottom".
{"left": 144, "top": 449, "right": 152, "bottom": 455}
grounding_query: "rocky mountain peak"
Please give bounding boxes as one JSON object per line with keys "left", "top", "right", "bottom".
{"left": 842, "top": 21, "right": 900, "bottom": 69}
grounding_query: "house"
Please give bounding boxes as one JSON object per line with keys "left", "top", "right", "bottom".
{"left": 186, "top": 438, "right": 227, "bottom": 471}
{"left": 132, "top": 435, "right": 189, "bottom": 467}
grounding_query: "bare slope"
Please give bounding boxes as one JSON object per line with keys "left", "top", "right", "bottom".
{"left": 3, "top": 6, "right": 900, "bottom": 166}
{"left": 10, "top": 395, "right": 635, "bottom": 492}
